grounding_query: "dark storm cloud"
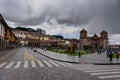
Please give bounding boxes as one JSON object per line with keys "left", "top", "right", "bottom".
{"left": 85, "top": 0, "right": 120, "bottom": 34}
{"left": 0, "top": 0, "right": 95, "bottom": 25}
{"left": 0, "top": 0, "right": 120, "bottom": 34}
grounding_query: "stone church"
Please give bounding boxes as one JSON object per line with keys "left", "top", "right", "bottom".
{"left": 80, "top": 29, "right": 108, "bottom": 50}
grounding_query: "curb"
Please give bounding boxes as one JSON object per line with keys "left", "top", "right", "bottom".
{"left": 35, "top": 50, "right": 80, "bottom": 64}
{"left": 35, "top": 49, "right": 120, "bottom": 65}
{"left": 93, "top": 63, "right": 120, "bottom": 65}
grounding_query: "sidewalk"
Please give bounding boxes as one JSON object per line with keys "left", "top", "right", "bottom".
{"left": 0, "top": 48, "right": 19, "bottom": 57}
{"left": 35, "top": 48, "right": 120, "bottom": 64}
{"left": 35, "top": 48, "right": 79, "bottom": 63}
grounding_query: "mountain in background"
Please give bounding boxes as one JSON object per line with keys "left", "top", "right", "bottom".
{"left": 11, "top": 27, "right": 46, "bottom": 34}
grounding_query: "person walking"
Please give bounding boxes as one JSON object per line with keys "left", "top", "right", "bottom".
{"left": 115, "top": 51, "right": 119, "bottom": 63}
{"left": 109, "top": 51, "right": 113, "bottom": 63}
{"left": 44, "top": 48, "right": 47, "bottom": 52}
{"left": 78, "top": 51, "right": 81, "bottom": 57}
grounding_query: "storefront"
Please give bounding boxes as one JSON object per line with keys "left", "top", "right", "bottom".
{"left": 0, "top": 36, "right": 8, "bottom": 52}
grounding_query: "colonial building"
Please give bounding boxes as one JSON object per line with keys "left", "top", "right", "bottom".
{"left": 12, "top": 29, "right": 81, "bottom": 49}
{"left": 0, "top": 14, "right": 17, "bottom": 51}
{"left": 12, "top": 30, "right": 29, "bottom": 46}
{"left": 65, "top": 39, "right": 80, "bottom": 50}
{"left": 0, "top": 14, "right": 5, "bottom": 51}
{"left": 80, "top": 29, "right": 108, "bottom": 50}
{"left": 0, "top": 18, "right": 5, "bottom": 38}
{"left": 12, "top": 29, "right": 62, "bottom": 48}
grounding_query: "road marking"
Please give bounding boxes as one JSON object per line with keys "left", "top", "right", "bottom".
{"left": 0, "top": 62, "right": 7, "bottom": 68}
{"left": 84, "top": 68, "right": 120, "bottom": 73}
{"left": 72, "top": 65, "right": 120, "bottom": 79}
{"left": 37, "top": 60, "right": 44, "bottom": 67}
{"left": 43, "top": 60, "right": 52, "bottom": 67}
{"left": 31, "top": 60, "right": 36, "bottom": 68}
{"left": 5, "top": 62, "right": 14, "bottom": 69}
{"left": 99, "top": 75, "right": 120, "bottom": 79}
{"left": 14, "top": 61, "right": 21, "bottom": 68}
{"left": 24, "top": 61, "right": 28, "bottom": 68}
{"left": 49, "top": 60, "right": 60, "bottom": 66}
{"left": 24, "top": 51, "right": 38, "bottom": 61}
{"left": 91, "top": 71, "right": 120, "bottom": 75}
{"left": 0, "top": 60, "right": 71, "bottom": 69}
{"left": 65, "top": 63, "right": 72, "bottom": 66}
{"left": 78, "top": 67, "right": 120, "bottom": 71}
{"left": 55, "top": 61, "right": 66, "bottom": 66}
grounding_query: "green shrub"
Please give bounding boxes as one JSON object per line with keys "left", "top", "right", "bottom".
{"left": 48, "top": 49, "right": 91, "bottom": 56}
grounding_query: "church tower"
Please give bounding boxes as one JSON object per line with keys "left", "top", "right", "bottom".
{"left": 100, "top": 30, "right": 108, "bottom": 49}
{"left": 80, "top": 29, "right": 87, "bottom": 39}
{"left": 80, "top": 29, "right": 88, "bottom": 49}
{"left": 100, "top": 30, "right": 108, "bottom": 39}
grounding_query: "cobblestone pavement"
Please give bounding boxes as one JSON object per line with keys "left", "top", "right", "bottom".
{"left": 0, "top": 67, "right": 101, "bottom": 80}
{"left": 0, "top": 47, "right": 110, "bottom": 80}
{"left": 70, "top": 64, "right": 120, "bottom": 80}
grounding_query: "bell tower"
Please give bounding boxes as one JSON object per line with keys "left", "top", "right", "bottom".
{"left": 100, "top": 30, "right": 108, "bottom": 49}
{"left": 100, "top": 30, "right": 108, "bottom": 39}
{"left": 80, "top": 29, "right": 87, "bottom": 49}
{"left": 80, "top": 29, "right": 87, "bottom": 39}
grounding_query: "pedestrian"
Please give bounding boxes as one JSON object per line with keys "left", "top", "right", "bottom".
{"left": 44, "top": 48, "right": 47, "bottom": 52}
{"left": 105, "top": 50, "right": 107, "bottom": 56}
{"left": 109, "top": 51, "right": 113, "bottom": 63}
{"left": 99, "top": 50, "right": 101, "bottom": 54}
{"left": 97, "top": 50, "right": 99, "bottom": 54}
{"left": 97, "top": 49, "right": 101, "bottom": 55}
{"left": 115, "top": 51, "right": 119, "bottom": 63}
{"left": 78, "top": 51, "right": 81, "bottom": 57}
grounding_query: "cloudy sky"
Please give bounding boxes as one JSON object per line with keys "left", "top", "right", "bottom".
{"left": 0, "top": 0, "right": 120, "bottom": 44}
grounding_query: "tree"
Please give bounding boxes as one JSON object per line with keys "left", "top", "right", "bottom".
{"left": 15, "top": 27, "right": 35, "bottom": 32}
{"left": 36, "top": 28, "right": 46, "bottom": 34}
{"left": 15, "top": 27, "right": 46, "bottom": 34}
{"left": 51, "top": 35, "right": 64, "bottom": 39}
{"left": 83, "top": 45, "right": 93, "bottom": 50}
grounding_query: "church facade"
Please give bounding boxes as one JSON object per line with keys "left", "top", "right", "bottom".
{"left": 80, "top": 29, "right": 108, "bottom": 50}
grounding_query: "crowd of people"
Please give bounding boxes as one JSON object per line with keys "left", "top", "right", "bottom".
{"left": 78, "top": 49, "right": 120, "bottom": 63}
{"left": 105, "top": 50, "right": 119, "bottom": 63}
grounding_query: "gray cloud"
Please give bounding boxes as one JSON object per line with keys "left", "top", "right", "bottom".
{"left": 0, "top": 0, "right": 120, "bottom": 34}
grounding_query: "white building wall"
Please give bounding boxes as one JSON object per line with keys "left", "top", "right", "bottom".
{"left": 13, "top": 31, "right": 28, "bottom": 39}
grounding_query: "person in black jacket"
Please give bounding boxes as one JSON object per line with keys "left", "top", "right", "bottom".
{"left": 78, "top": 51, "right": 81, "bottom": 57}
{"left": 109, "top": 51, "right": 113, "bottom": 62}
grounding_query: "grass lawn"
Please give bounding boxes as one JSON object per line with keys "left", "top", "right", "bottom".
{"left": 49, "top": 49, "right": 91, "bottom": 56}
{"left": 106, "top": 53, "right": 120, "bottom": 58}
{"left": 113, "top": 54, "right": 120, "bottom": 58}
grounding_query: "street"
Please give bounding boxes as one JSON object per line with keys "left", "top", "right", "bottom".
{"left": 0, "top": 0, "right": 120, "bottom": 80}
{"left": 0, "top": 47, "right": 120, "bottom": 80}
